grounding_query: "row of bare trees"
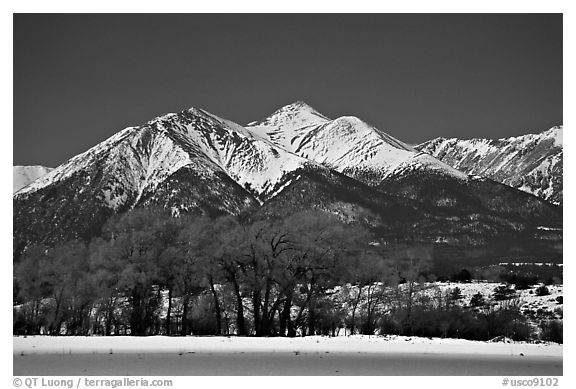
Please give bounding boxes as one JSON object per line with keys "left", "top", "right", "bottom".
{"left": 14, "top": 208, "right": 435, "bottom": 336}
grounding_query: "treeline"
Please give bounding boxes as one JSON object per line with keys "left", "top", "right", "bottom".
{"left": 474, "top": 264, "right": 563, "bottom": 287}
{"left": 12, "top": 208, "right": 554, "bottom": 342}
{"left": 14, "top": 208, "right": 394, "bottom": 336}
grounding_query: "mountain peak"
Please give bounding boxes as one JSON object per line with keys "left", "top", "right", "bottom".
{"left": 247, "top": 101, "right": 330, "bottom": 128}
{"left": 282, "top": 100, "right": 318, "bottom": 111}
{"left": 279, "top": 101, "right": 330, "bottom": 120}
{"left": 247, "top": 104, "right": 462, "bottom": 185}
{"left": 543, "top": 125, "right": 562, "bottom": 146}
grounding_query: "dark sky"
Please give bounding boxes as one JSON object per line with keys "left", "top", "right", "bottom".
{"left": 14, "top": 14, "right": 562, "bottom": 167}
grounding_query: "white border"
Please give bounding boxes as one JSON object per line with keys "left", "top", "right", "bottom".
{"left": 3, "top": 2, "right": 571, "bottom": 388}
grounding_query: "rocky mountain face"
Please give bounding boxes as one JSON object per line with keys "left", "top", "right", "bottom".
{"left": 13, "top": 165, "right": 53, "bottom": 192}
{"left": 416, "top": 126, "right": 563, "bottom": 205}
{"left": 14, "top": 103, "right": 562, "bottom": 268}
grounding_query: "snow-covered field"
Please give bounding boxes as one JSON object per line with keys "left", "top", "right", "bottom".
{"left": 14, "top": 334, "right": 562, "bottom": 357}
{"left": 13, "top": 281, "right": 563, "bottom": 375}
{"left": 13, "top": 335, "right": 562, "bottom": 376}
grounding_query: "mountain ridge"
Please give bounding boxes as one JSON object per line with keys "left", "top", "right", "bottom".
{"left": 14, "top": 103, "right": 562, "bottom": 266}
{"left": 416, "top": 126, "right": 563, "bottom": 204}
{"left": 247, "top": 102, "right": 468, "bottom": 186}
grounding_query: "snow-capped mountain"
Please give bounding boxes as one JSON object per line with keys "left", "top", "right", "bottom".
{"left": 245, "top": 102, "right": 561, "bottom": 229}
{"left": 247, "top": 101, "right": 468, "bottom": 185}
{"left": 14, "top": 107, "right": 320, "bottom": 246}
{"left": 416, "top": 126, "right": 563, "bottom": 205}
{"left": 16, "top": 108, "right": 314, "bottom": 206}
{"left": 248, "top": 103, "right": 561, "bottom": 257}
{"left": 13, "top": 165, "right": 53, "bottom": 193}
{"left": 14, "top": 103, "right": 562, "bottom": 264}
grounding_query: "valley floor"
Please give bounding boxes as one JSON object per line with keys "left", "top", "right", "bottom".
{"left": 13, "top": 335, "right": 562, "bottom": 376}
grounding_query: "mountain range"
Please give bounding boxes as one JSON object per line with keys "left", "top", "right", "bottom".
{"left": 416, "top": 126, "right": 563, "bottom": 205}
{"left": 13, "top": 102, "right": 562, "bottom": 271}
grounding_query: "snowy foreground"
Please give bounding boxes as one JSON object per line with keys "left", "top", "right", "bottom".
{"left": 14, "top": 335, "right": 562, "bottom": 376}
{"left": 13, "top": 335, "right": 562, "bottom": 356}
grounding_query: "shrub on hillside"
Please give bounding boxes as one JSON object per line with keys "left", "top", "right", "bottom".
{"left": 449, "top": 287, "right": 463, "bottom": 301}
{"left": 553, "top": 307, "right": 563, "bottom": 319}
{"left": 378, "top": 304, "right": 530, "bottom": 341}
{"left": 499, "top": 272, "right": 538, "bottom": 290}
{"left": 539, "top": 320, "right": 563, "bottom": 344}
{"left": 493, "top": 285, "right": 516, "bottom": 301}
{"left": 484, "top": 305, "right": 531, "bottom": 341}
{"left": 469, "top": 292, "right": 485, "bottom": 307}
{"left": 535, "top": 285, "right": 550, "bottom": 296}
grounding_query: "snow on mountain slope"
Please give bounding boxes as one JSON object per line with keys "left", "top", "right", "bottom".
{"left": 15, "top": 107, "right": 303, "bottom": 246}
{"left": 15, "top": 126, "right": 213, "bottom": 211}
{"left": 148, "top": 108, "right": 313, "bottom": 203}
{"left": 247, "top": 103, "right": 561, "bottom": 241}
{"left": 15, "top": 107, "right": 313, "bottom": 210}
{"left": 14, "top": 104, "right": 562, "bottom": 259}
{"left": 416, "top": 126, "right": 563, "bottom": 204}
{"left": 13, "top": 165, "right": 53, "bottom": 193}
{"left": 247, "top": 102, "right": 467, "bottom": 184}
{"left": 247, "top": 101, "right": 330, "bottom": 145}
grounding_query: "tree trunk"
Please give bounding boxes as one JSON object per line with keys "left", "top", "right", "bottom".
{"left": 165, "top": 287, "right": 172, "bottom": 336}
{"left": 278, "top": 305, "right": 286, "bottom": 336}
{"left": 308, "top": 300, "right": 316, "bottom": 336}
{"left": 105, "top": 295, "right": 115, "bottom": 336}
{"left": 180, "top": 294, "right": 190, "bottom": 336}
{"left": 253, "top": 289, "right": 261, "bottom": 335}
{"left": 209, "top": 276, "right": 222, "bottom": 335}
{"left": 51, "top": 289, "right": 64, "bottom": 335}
{"left": 231, "top": 277, "right": 246, "bottom": 335}
{"left": 406, "top": 281, "right": 415, "bottom": 335}
{"left": 130, "top": 291, "right": 142, "bottom": 335}
{"left": 294, "top": 283, "right": 314, "bottom": 337}
{"left": 362, "top": 284, "right": 373, "bottom": 335}
{"left": 307, "top": 280, "right": 316, "bottom": 336}
{"left": 261, "top": 280, "right": 272, "bottom": 335}
{"left": 280, "top": 293, "right": 293, "bottom": 337}
{"left": 350, "top": 285, "right": 363, "bottom": 335}
{"left": 33, "top": 299, "right": 40, "bottom": 334}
